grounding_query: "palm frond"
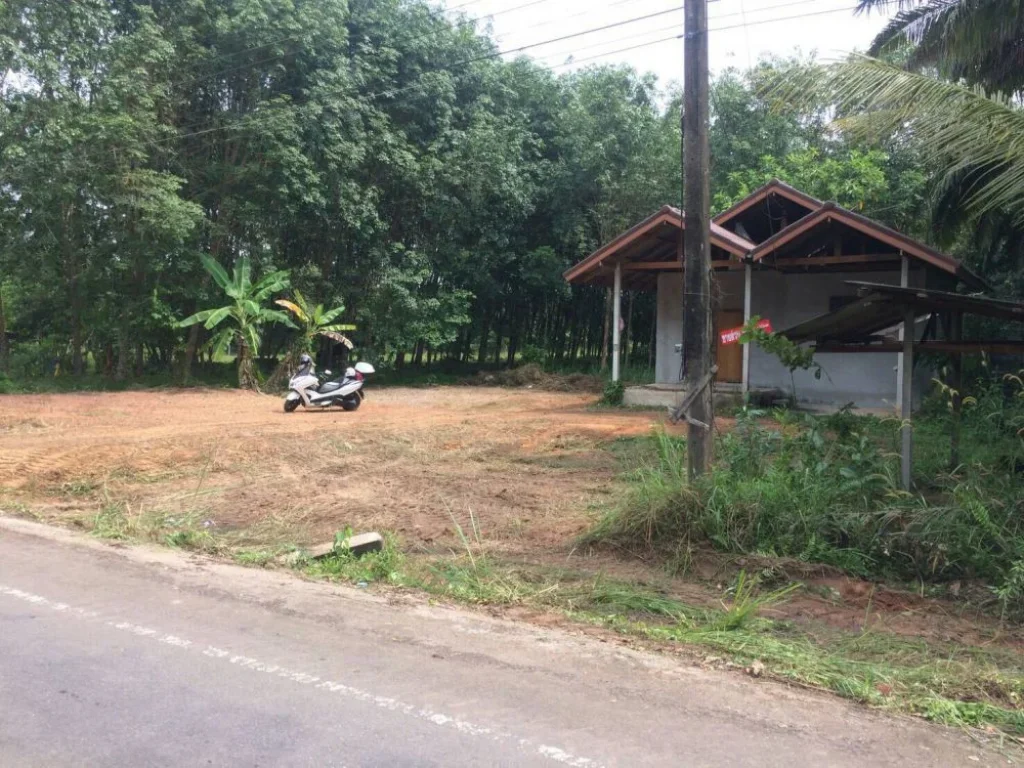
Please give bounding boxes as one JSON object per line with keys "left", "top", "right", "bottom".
{"left": 202, "top": 305, "right": 233, "bottom": 330}
{"left": 208, "top": 327, "right": 235, "bottom": 358}
{"left": 322, "top": 323, "right": 357, "bottom": 332}
{"left": 241, "top": 299, "right": 261, "bottom": 319}
{"left": 856, "top": 0, "right": 920, "bottom": 15}
{"left": 234, "top": 257, "right": 252, "bottom": 297}
{"left": 863, "top": 0, "right": 1024, "bottom": 91}
{"left": 199, "top": 253, "right": 232, "bottom": 294}
{"left": 292, "top": 290, "right": 311, "bottom": 317}
{"left": 252, "top": 271, "right": 291, "bottom": 302}
{"left": 177, "top": 307, "right": 221, "bottom": 328}
{"left": 319, "top": 305, "right": 347, "bottom": 325}
{"left": 771, "top": 56, "right": 1024, "bottom": 223}
{"left": 242, "top": 324, "right": 261, "bottom": 357}
{"left": 260, "top": 309, "right": 298, "bottom": 328}
{"left": 319, "top": 330, "right": 354, "bottom": 349}
{"left": 867, "top": 0, "right": 953, "bottom": 55}
{"left": 275, "top": 299, "right": 308, "bottom": 323}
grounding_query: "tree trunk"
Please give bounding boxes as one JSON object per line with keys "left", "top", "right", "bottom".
{"left": 116, "top": 322, "right": 129, "bottom": 381}
{"left": 477, "top": 314, "right": 490, "bottom": 365}
{"left": 461, "top": 325, "right": 473, "bottom": 363}
{"left": 237, "top": 337, "right": 259, "bottom": 390}
{"left": 182, "top": 324, "right": 202, "bottom": 383}
{"left": 0, "top": 285, "right": 8, "bottom": 373}
{"left": 507, "top": 309, "right": 519, "bottom": 367}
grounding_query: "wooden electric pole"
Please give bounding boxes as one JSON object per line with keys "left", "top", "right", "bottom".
{"left": 682, "top": 0, "right": 713, "bottom": 478}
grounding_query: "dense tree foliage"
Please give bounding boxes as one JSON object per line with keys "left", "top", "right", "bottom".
{"left": 0, "top": 0, "right": 993, "bottom": 383}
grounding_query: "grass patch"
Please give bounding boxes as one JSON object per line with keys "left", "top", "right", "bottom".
{"left": 584, "top": 382, "right": 1024, "bottom": 618}
{"left": 89, "top": 502, "right": 220, "bottom": 553}
{"left": 74, "top": 498, "right": 1024, "bottom": 736}
{"left": 409, "top": 554, "right": 1024, "bottom": 735}
{"left": 300, "top": 533, "right": 404, "bottom": 585}
{"left": 231, "top": 548, "right": 287, "bottom": 567}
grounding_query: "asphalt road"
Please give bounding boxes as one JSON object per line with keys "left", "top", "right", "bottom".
{"left": 0, "top": 518, "right": 1010, "bottom": 767}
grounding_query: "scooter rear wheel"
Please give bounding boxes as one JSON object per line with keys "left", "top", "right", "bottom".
{"left": 340, "top": 396, "right": 361, "bottom": 411}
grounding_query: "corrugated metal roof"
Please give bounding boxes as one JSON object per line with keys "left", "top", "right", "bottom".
{"left": 782, "top": 281, "right": 1024, "bottom": 344}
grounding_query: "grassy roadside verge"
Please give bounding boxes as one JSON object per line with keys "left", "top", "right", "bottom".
{"left": 59, "top": 500, "right": 1024, "bottom": 740}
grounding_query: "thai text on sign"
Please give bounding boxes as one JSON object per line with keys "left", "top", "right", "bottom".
{"left": 720, "top": 318, "right": 772, "bottom": 345}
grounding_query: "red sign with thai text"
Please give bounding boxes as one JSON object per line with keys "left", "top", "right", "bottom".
{"left": 720, "top": 318, "right": 771, "bottom": 346}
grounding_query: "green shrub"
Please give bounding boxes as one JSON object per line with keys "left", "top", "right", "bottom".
{"left": 602, "top": 379, "right": 625, "bottom": 406}
{"left": 518, "top": 345, "right": 545, "bottom": 366}
{"left": 587, "top": 388, "right": 1024, "bottom": 592}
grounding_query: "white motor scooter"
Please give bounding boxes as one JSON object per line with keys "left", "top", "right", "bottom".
{"left": 284, "top": 354, "right": 375, "bottom": 412}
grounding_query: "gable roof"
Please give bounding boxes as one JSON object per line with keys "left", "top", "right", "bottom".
{"left": 563, "top": 205, "right": 754, "bottom": 283}
{"left": 713, "top": 178, "right": 823, "bottom": 228}
{"left": 749, "top": 202, "right": 987, "bottom": 291}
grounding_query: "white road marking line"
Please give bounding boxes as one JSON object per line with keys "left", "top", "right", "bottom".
{"left": 0, "top": 583, "right": 603, "bottom": 767}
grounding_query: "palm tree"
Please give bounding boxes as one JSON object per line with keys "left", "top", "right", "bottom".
{"left": 771, "top": 56, "right": 1024, "bottom": 226}
{"left": 856, "top": 0, "right": 1024, "bottom": 93}
{"left": 178, "top": 255, "right": 294, "bottom": 390}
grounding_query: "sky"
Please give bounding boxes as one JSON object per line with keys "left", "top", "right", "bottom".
{"left": 442, "top": 0, "right": 892, "bottom": 84}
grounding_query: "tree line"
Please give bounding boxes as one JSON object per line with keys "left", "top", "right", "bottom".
{"left": 0, "top": 0, "right": 1017, "bottom": 385}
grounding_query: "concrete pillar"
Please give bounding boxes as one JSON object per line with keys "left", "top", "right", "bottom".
{"left": 900, "top": 305, "right": 914, "bottom": 491}
{"left": 895, "top": 256, "right": 909, "bottom": 409}
{"left": 742, "top": 262, "right": 752, "bottom": 396}
{"left": 612, "top": 262, "right": 622, "bottom": 383}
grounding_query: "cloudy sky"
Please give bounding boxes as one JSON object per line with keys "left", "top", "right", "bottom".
{"left": 443, "top": 0, "right": 891, "bottom": 83}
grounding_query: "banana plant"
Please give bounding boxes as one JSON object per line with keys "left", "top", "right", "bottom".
{"left": 275, "top": 290, "right": 356, "bottom": 352}
{"left": 177, "top": 255, "right": 294, "bottom": 390}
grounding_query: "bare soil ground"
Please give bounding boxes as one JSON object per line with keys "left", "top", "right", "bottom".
{"left": 0, "top": 387, "right": 677, "bottom": 550}
{"left": 1, "top": 386, "right": 1019, "bottom": 650}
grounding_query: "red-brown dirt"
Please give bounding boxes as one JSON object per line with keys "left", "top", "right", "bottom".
{"left": 1, "top": 386, "right": 1018, "bottom": 649}
{"left": 0, "top": 387, "right": 679, "bottom": 550}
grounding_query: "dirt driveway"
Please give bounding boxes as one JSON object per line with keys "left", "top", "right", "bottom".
{"left": 0, "top": 387, "right": 675, "bottom": 551}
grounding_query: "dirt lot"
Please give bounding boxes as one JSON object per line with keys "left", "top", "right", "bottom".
{"left": 0, "top": 387, "right": 675, "bottom": 551}
{"left": 1, "top": 386, "right": 1019, "bottom": 652}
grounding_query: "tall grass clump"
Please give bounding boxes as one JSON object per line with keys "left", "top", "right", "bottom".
{"left": 587, "top": 375, "right": 1024, "bottom": 615}
{"left": 583, "top": 430, "right": 699, "bottom": 547}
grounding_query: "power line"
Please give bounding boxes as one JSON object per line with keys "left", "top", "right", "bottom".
{"left": 548, "top": 4, "right": 859, "bottom": 69}
{"left": 459, "top": 0, "right": 554, "bottom": 21}
{"left": 526, "top": 0, "right": 827, "bottom": 66}
{"left": 443, "top": 0, "right": 490, "bottom": 12}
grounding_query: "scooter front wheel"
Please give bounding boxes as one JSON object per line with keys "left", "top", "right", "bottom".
{"left": 283, "top": 393, "right": 301, "bottom": 412}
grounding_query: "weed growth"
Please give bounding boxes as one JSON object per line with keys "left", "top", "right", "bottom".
{"left": 586, "top": 376, "right": 1024, "bottom": 617}
{"left": 302, "top": 531, "right": 404, "bottom": 584}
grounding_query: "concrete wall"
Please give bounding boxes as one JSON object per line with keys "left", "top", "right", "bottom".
{"left": 655, "top": 270, "right": 747, "bottom": 386}
{"left": 655, "top": 265, "right": 932, "bottom": 409}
